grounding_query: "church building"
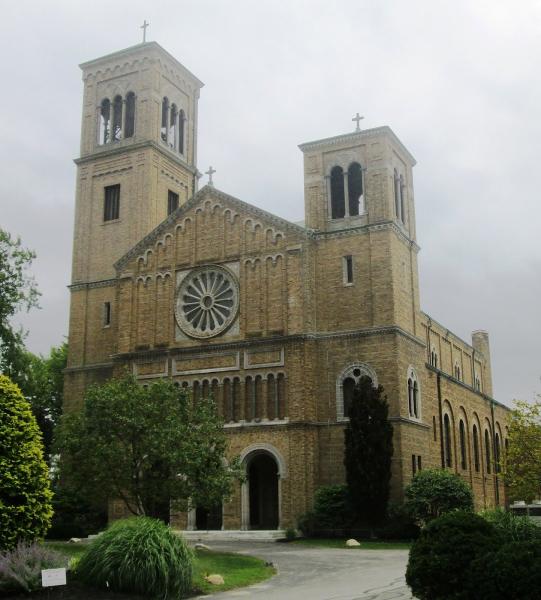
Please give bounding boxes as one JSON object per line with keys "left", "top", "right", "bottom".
{"left": 65, "top": 41, "right": 509, "bottom": 531}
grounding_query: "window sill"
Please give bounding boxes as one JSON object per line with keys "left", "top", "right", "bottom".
{"left": 102, "top": 219, "right": 121, "bottom": 226}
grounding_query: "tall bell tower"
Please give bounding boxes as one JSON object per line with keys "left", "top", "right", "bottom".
{"left": 65, "top": 42, "right": 203, "bottom": 399}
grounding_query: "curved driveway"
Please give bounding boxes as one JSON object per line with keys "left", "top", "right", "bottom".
{"left": 196, "top": 541, "right": 415, "bottom": 600}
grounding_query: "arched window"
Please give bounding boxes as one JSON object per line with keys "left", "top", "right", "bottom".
{"left": 485, "top": 429, "right": 492, "bottom": 474}
{"left": 430, "top": 346, "right": 439, "bottom": 368}
{"left": 245, "top": 376, "right": 254, "bottom": 421}
{"left": 192, "top": 380, "right": 200, "bottom": 405}
{"left": 254, "top": 375, "right": 263, "bottom": 419}
{"left": 343, "top": 377, "right": 356, "bottom": 419}
{"left": 459, "top": 420, "right": 467, "bottom": 470}
{"left": 407, "top": 368, "right": 420, "bottom": 419}
{"left": 394, "top": 169, "right": 400, "bottom": 219}
{"left": 112, "top": 95, "right": 123, "bottom": 141}
{"left": 223, "top": 378, "right": 232, "bottom": 422}
{"left": 443, "top": 413, "right": 452, "bottom": 467}
{"left": 454, "top": 362, "right": 461, "bottom": 381}
{"left": 267, "top": 374, "right": 277, "bottom": 420}
{"left": 474, "top": 373, "right": 481, "bottom": 392}
{"left": 277, "top": 373, "right": 286, "bottom": 419}
{"left": 495, "top": 433, "right": 501, "bottom": 473}
{"left": 161, "top": 97, "right": 169, "bottom": 142}
{"left": 201, "top": 379, "right": 210, "bottom": 400}
{"left": 178, "top": 109, "right": 185, "bottom": 154}
{"left": 473, "top": 424, "right": 480, "bottom": 472}
{"left": 330, "top": 166, "right": 345, "bottom": 219}
{"left": 337, "top": 363, "right": 377, "bottom": 420}
{"left": 99, "top": 98, "right": 111, "bottom": 144}
{"left": 169, "top": 103, "right": 178, "bottom": 148}
{"left": 232, "top": 377, "right": 241, "bottom": 422}
{"left": 347, "top": 162, "right": 363, "bottom": 216}
{"left": 399, "top": 174, "right": 406, "bottom": 224}
{"left": 211, "top": 379, "right": 220, "bottom": 416}
{"left": 124, "top": 92, "right": 135, "bottom": 138}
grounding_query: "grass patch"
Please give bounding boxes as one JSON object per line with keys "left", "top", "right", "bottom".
{"left": 291, "top": 538, "right": 412, "bottom": 550}
{"left": 44, "top": 542, "right": 275, "bottom": 596}
{"left": 193, "top": 549, "right": 275, "bottom": 594}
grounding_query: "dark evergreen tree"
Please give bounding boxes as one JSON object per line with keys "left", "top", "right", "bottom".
{"left": 344, "top": 376, "right": 394, "bottom": 525}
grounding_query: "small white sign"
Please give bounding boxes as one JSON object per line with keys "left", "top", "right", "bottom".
{"left": 41, "top": 568, "right": 67, "bottom": 587}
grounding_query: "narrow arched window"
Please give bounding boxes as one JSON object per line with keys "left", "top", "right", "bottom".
{"left": 178, "top": 109, "right": 185, "bottom": 154}
{"left": 124, "top": 92, "right": 135, "bottom": 138}
{"left": 223, "top": 378, "right": 232, "bottom": 422}
{"left": 192, "top": 380, "right": 200, "bottom": 405}
{"left": 495, "top": 433, "right": 501, "bottom": 473}
{"left": 112, "top": 95, "right": 123, "bottom": 141}
{"left": 211, "top": 380, "right": 220, "bottom": 416}
{"left": 99, "top": 98, "right": 111, "bottom": 144}
{"left": 473, "top": 425, "right": 480, "bottom": 472}
{"left": 343, "top": 377, "right": 356, "bottom": 418}
{"left": 245, "top": 376, "right": 254, "bottom": 421}
{"left": 399, "top": 174, "right": 406, "bottom": 224}
{"left": 485, "top": 429, "right": 492, "bottom": 474}
{"left": 169, "top": 103, "right": 178, "bottom": 149}
{"left": 202, "top": 379, "right": 210, "bottom": 400}
{"left": 413, "top": 381, "right": 419, "bottom": 417}
{"left": 459, "top": 420, "right": 467, "bottom": 470}
{"left": 254, "top": 375, "right": 263, "bottom": 419}
{"left": 407, "top": 378, "right": 413, "bottom": 416}
{"left": 277, "top": 373, "right": 286, "bottom": 419}
{"left": 161, "top": 97, "right": 169, "bottom": 142}
{"left": 394, "top": 169, "right": 400, "bottom": 219}
{"left": 347, "top": 162, "right": 363, "bottom": 216}
{"left": 444, "top": 414, "right": 452, "bottom": 467}
{"left": 232, "top": 377, "right": 241, "bottom": 422}
{"left": 267, "top": 374, "right": 277, "bottom": 420}
{"left": 330, "top": 166, "right": 345, "bottom": 219}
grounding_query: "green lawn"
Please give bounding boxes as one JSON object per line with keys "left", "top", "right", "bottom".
{"left": 290, "top": 538, "right": 412, "bottom": 550}
{"left": 44, "top": 542, "right": 274, "bottom": 596}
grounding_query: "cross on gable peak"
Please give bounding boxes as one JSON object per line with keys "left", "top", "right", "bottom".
{"left": 352, "top": 113, "right": 364, "bottom": 132}
{"left": 205, "top": 166, "right": 216, "bottom": 186}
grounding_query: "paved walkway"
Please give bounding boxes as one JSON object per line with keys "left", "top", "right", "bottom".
{"left": 195, "top": 541, "right": 415, "bottom": 600}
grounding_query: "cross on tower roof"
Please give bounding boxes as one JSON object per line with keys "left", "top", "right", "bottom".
{"left": 205, "top": 166, "right": 216, "bottom": 186}
{"left": 140, "top": 20, "right": 150, "bottom": 43}
{"left": 352, "top": 113, "right": 364, "bottom": 132}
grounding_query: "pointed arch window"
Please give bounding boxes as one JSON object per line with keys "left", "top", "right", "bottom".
{"left": 459, "top": 420, "right": 467, "bottom": 470}
{"left": 485, "top": 429, "right": 492, "bottom": 474}
{"left": 347, "top": 162, "right": 363, "bottom": 216}
{"left": 178, "top": 109, "right": 185, "bottom": 154}
{"left": 99, "top": 98, "right": 111, "bottom": 145}
{"left": 407, "top": 368, "right": 420, "bottom": 419}
{"left": 112, "top": 95, "right": 123, "bottom": 141}
{"left": 495, "top": 433, "right": 501, "bottom": 473}
{"left": 443, "top": 413, "right": 452, "bottom": 467}
{"left": 161, "top": 97, "right": 169, "bottom": 142}
{"left": 473, "top": 424, "right": 480, "bottom": 472}
{"left": 330, "top": 166, "right": 345, "bottom": 219}
{"left": 124, "top": 92, "right": 135, "bottom": 138}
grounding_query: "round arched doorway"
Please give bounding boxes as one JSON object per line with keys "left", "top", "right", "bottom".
{"left": 246, "top": 452, "right": 279, "bottom": 529}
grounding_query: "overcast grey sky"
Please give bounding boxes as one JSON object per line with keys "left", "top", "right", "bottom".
{"left": 1, "top": 0, "right": 540, "bottom": 406}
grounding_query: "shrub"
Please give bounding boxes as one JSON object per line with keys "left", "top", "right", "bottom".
{"left": 480, "top": 507, "right": 541, "bottom": 542}
{"left": 0, "top": 542, "right": 67, "bottom": 593}
{"left": 297, "top": 485, "right": 353, "bottom": 535}
{"left": 406, "top": 510, "right": 500, "bottom": 600}
{"left": 76, "top": 517, "right": 193, "bottom": 599}
{"left": 0, "top": 375, "right": 53, "bottom": 550}
{"left": 404, "top": 469, "right": 474, "bottom": 525}
{"left": 284, "top": 527, "right": 297, "bottom": 541}
{"left": 379, "top": 503, "right": 420, "bottom": 541}
{"left": 468, "top": 540, "right": 541, "bottom": 600}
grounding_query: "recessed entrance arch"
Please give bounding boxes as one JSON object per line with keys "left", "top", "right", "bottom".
{"left": 240, "top": 443, "right": 286, "bottom": 530}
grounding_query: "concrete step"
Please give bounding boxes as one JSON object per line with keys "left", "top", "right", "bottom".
{"left": 175, "top": 529, "right": 285, "bottom": 542}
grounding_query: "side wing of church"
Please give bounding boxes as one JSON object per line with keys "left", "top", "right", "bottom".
{"left": 64, "top": 41, "right": 509, "bottom": 531}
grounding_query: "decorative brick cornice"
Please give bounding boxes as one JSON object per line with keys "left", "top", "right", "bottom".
{"left": 314, "top": 220, "right": 420, "bottom": 251}
{"left": 64, "top": 362, "right": 114, "bottom": 374}
{"left": 68, "top": 278, "right": 117, "bottom": 292}
{"left": 114, "top": 185, "right": 310, "bottom": 272}
{"left": 109, "top": 324, "right": 426, "bottom": 363}
{"left": 298, "top": 126, "right": 416, "bottom": 166}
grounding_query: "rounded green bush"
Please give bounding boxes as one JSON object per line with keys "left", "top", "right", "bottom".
{"left": 404, "top": 469, "right": 474, "bottom": 525}
{"left": 468, "top": 540, "right": 541, "bottom": 600}
{"left": 0, "top": 375, "right": 53, "bottom": 550}
{"left": 406, "top": 510, "right": 500, "bottom": 600}
{"left": 76, "top": 517, "right": 193, "bottom": 599}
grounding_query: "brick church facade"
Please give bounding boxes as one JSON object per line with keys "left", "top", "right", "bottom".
{"left": 65, "top": 41, "right": 508, "bottom": 530}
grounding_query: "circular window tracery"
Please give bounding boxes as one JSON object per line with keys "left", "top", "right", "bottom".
{"left": 175, "top": 265, "right": 239, "bottom": 339}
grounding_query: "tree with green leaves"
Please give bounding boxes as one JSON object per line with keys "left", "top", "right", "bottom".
{"left": 0, "top": 229, "right": 40, "bottom": 382}
{"left": 0, "top": 375, "right": 53, "bottom": 550}
{"left": 404, "top": 468, "right": 474, "bottom": 526}
{"left": 17, "top": 343, "right": 67, "bottom": 460}
{"left": 344, "top": 376, "right": 394, "bottom": 525}
{"left": 504, "top": 397, "right": 541, "bottom": 502}
{"left": 54, "top": 376, "right": 241, "bottom": 520}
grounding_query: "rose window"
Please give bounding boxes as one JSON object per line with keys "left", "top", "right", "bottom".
{"left": 175, "top": 265, "right": 239, "bottom": 338}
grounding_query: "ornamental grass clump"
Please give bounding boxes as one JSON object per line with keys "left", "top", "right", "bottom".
{"left": 76, "top": 517, "right": 193, "bottom": 599}
{"left": 0, "top": 542, "right": 67, "bottom": 593}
